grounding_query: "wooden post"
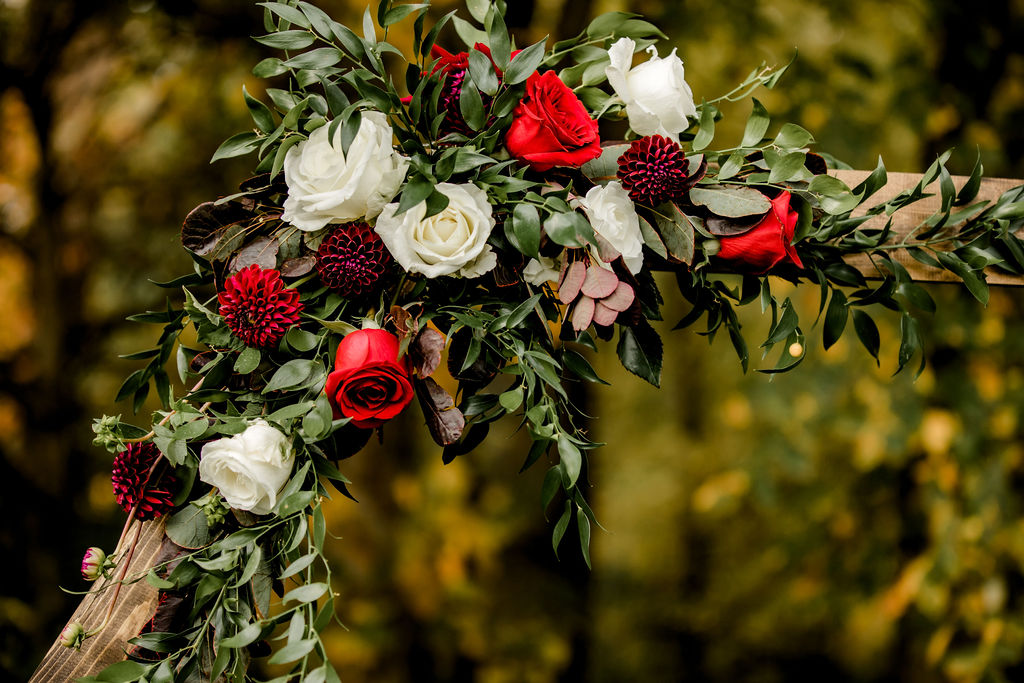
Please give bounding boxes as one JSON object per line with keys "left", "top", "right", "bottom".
{"left": 832, "top": 170, "right": 1023, "bottom": 285}
{"left": 30, "top": 520, "right": 167, "bottom": 682}
{"left": 28, "top": 170, "right": 1024, "bottom": 680}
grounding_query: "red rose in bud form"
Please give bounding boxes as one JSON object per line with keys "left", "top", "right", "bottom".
{"left": 324, "top": 329, "right": 415, "bottom": 428}
{"left": 715, "top": 190, "right": 804, "bottom": 274}
{"left": 505, "top": 71, "right": 602, "bottom": 172}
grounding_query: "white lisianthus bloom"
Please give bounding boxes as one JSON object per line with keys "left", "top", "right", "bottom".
{"left": 605, "top": 37, "right": 697, "bottom": 139}
{"left": 523, "top": 256, "right": 560, "bottom": 286}
{"left": 198, "top": 419, "right": 295, "bottom": 515}
{"left": 578, "top": 182, "right": 644, "bottom": 274}
{"left": 374, "top": 182, "right": 497, "bottom": 278}
{"left": 282, "top": 112, "right": 408, "bottom": 231}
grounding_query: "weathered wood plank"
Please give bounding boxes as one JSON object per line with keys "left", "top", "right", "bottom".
{"left": 832, "top": 169, "right": 1023, "bottom": 285}
{"left": 30, "top": 520, "right": 166, "bottom": 682}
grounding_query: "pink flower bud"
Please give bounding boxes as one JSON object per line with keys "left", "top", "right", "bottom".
{"left": 59, "top": 622, "right": 86, "bottom": 649}
{"left": 80, "top": 547, "right": 106, "bottom": 582}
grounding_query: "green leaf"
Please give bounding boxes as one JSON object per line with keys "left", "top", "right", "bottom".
{"left": 822, "top": 289, "right": 847, "bottom": 350}
{"left": 263, "top": 359, "right": 317, "bottom": 393}
{"left": 562, "top": 349, "right": 608, "bottom": 384}
{"left": 552, "top": 501, "right": 572, "bottom": 558}
{"left": 234, "top": 347, "right": 261, "bottom": 374}
{"left": 653, "top": 203, "right": 696, "bottom": 264}
{"left": 616, "top": 321, "right": 662, "bottom": 387}
{"left": 507, "top": 293, "right": 542, "bottom": 330}
{"left": 740, "top": 98, "right": 769, "bottom": 147}
{"left": 767, "top": 151, "right": 806, "bottom": 184}
{"left": 499, "top": 388, "right": 523, "bottom": 412}
{"left": 283, "top": 47, "right": 343, "bottom": 70}
{"left": 276, "top": 489, "right": 317, "bottom": 517}
{"left": 94, "top": 660, "right": 153, "bottom": 682}
{"left": 691, "top": 103, "right": 715, "bottom": 151}
{"left": 468, "top": 48, "right": 500, "bottom": 96}
{"left": 541, "top": 465, "right": 561, "bottom": 508}
{"left": 577, "top": 506, "right": 592, "bottom": 569}
{"left": 280, "top": 551, "right": 318, "bottom": 580}
{"left": 268, "top": 637, "right": 317, "bottom": 664}
{"left": 285, "top": 327, "right": 319, "bottom": 352}
{"left": 763, "top": 298, "right": 798, "bottom": 347}
{"left": 282, "top": 582, "right": 329, "bottom": 605}
{"left": 936, "top": 252, "right": 989, "bottom": 305}
{"left": 689, "top": 187, "right": 771, "bottom": 218}
{"left": 165, "top": 504, "right": 211, "bottom": 549}
{"left": 253, "top": 30, "right": 316, "bottom": 50}
{"left": 487, "top": 5, "right": 511, "bottom": 69}
{"left": 220, "top": 621, "right": 263, "bottom": 648}
{"left": 211, "top": 132, "right": 261, "bottom": 163}
{"left": 266, "top": 401, "right": 315, "bottom": 422}
{"left": 774, "top": 122, "right": 814, "bottom": 149}
{"left": 253, "top": 57, "right": 289, "bottom": 78}
{"left": 851, "top": 309, "right": 880, "bottom": 364}
{"left": 459, "top": 76, "right": 486, "bottom": 131}
{"left": 896, "top": 313, "right": 923, "bottom": 376}
{"left": 382, "top": 3, "right": 428, "bottom": 26}
{"left": 259, "top": 2, "right": 311, "bottom": 28}
{"left": 955, "top": 151, "right": 983, "bottom": 206}
{"left": 558, "top": 435, "right": 582, "bottom": 487}
{"left": 504, "top": 38, "right": 547, "bottom": 85}
{"left": 508, "top": 203, "right": 541, "bottom": 258}
{"left": 544, "top": 210, "right": 595, "bottom": 248}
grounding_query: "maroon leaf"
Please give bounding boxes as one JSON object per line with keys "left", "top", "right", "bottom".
{"left": 705, "top": 213, "right": 766, "bottom": 237}
{"left": 280, "top": 255, "right": 316, "bottom": 277}
{"left": 181, "top": 201, "right": 254, "bottom": 257}
{"left": 411, "top": 328, "right": 446, "bottom": 378}
{"left": 229, "top": 236, "right": 279, "bottom": 273}
{"left": 415, "top": 377, "right": 465, "bottom": 446}
{"left": 559, "top": 260, "right": 587, "bottom": 304}
{"left": 580, "top": 264, "right": 619, "bottom": 298}
{"left": 571, "top": 295, "right": 596, "bottom": 332}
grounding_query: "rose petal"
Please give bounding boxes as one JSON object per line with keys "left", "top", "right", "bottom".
{"left": 581, "top": 263, "right": 619, "bottom": 299}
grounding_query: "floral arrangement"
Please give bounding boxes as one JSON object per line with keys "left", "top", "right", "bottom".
{"left": 61, "top": 0, "right": 1024, "bottom": 680}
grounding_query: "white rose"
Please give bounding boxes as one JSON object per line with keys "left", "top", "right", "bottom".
{"left": 374, "top": 182, "right": 497, "bottom": 279}
{"left": 606, "top": 37, "right": 697, "bottom": 139}
{"left": 523, "top": 256, "right": 560, "bottom": 286}
{"left": 198, "top": 419, "right": 295, "bottom": 515}
{"left": 282, "top": 112, "right": 409, "bottom": 231}
{"left": 578, "top": 182, "right": 644, "bottom": 274}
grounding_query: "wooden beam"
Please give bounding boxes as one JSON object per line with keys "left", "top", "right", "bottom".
{"left": 832, "top": 169, "right": 1022, "bottom": 285}
{"left": 30, "top": 520, "right": 166, "bottom": 682}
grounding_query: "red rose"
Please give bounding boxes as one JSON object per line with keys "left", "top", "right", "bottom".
{"left": 324, "top": 329, "right": 414, "bottom": 429}
{"left": 716, "top": 191, "right": 804, "bottom": 274}
{"left": 505, "top": 71, "right": 602, "bottom": 172}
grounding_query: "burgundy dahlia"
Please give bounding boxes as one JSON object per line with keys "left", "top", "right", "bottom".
{"left": 616, "top": 135, "right": 692, "bottom": 205}
{"left": 218, "top": 264, "right": 303, "bottom": 348}
{"left": 111, "top": 442, "right": 176, "bottom": 521}
{"left": 316, "top": 222, "right": 392, "bottom": 298}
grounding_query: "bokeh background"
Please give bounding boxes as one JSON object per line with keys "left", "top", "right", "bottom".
{"left": 3, "top": 0, "right": 1024, "bottom": 681}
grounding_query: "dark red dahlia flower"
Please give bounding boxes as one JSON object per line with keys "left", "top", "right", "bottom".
{"left": 112, "top": 442, "right": 176, "bottom": 521}
{"left": 218, "top": 264, "right": 303, "bottom": 348}
{"left": 616, "top": 135, "right": 692, "bottom": 204}
{"left": 316, "top": 222, "right": 392, "bottom": 298}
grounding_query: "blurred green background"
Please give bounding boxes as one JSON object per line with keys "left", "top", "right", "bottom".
{"left": 3, "top": 0, "right": 1024, "bottom": 681}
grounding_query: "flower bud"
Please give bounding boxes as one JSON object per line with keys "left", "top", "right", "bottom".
{"left": 80, "top": 547, "right": 106, "bottom": 582}
{"left": 59, "top": 622, "right": 86, "bottom": 649}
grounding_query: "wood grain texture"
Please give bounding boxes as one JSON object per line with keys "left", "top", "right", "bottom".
{"left": 30, "top": 520, "right": 166, "bottom": 682}
{"left": 831, "top": 169, "right": 1023, "bottom": 285}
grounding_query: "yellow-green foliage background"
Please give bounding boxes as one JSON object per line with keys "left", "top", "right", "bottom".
{"left": 3, "top": 0, "right": 1024, "bottom": 681}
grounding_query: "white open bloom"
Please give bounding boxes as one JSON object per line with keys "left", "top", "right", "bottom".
{"left": 523, "top": 256, "right": 560, "bottom": 286}
{"left": 374, "top": 182, "right": 497, "bottom": 279}
{"left": 282, "top": 112, "right": 408, "bottom": 231}
{"left": 579, "top": 182, "right": 644, "bottom": 274}
{"left": 606, "top": 37, "right": 697, "bottom": 139}
{"left": 198, "top": 419, "right": 295, "bottom": 515}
